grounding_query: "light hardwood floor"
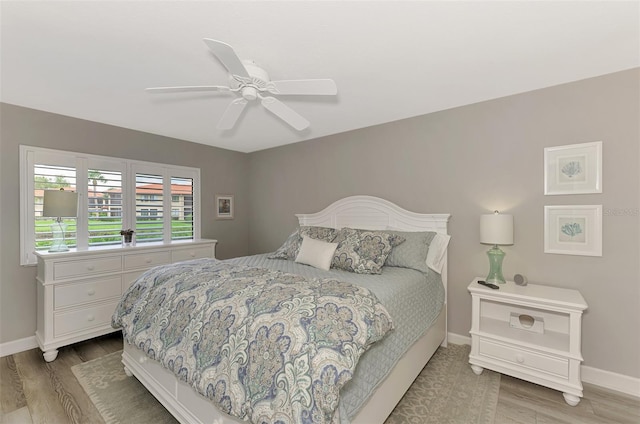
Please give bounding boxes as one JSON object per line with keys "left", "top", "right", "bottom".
{"left": 1, "top": 333, "right": 638, "bottom": 424}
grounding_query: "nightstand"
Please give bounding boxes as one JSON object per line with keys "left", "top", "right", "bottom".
{"left": 468, "top": 278, "right": 588, "bottom": 406}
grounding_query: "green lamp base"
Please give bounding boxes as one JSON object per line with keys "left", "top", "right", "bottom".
{"left": 486, "top": 245, "right": 506, "bottom": 284}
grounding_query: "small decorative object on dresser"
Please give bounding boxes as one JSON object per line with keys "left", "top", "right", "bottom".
{"left": 120, "top": 229, "right": 135, "bottom": 246}
{"left": 468, "top": 278, "right": 588, "bottom": 406}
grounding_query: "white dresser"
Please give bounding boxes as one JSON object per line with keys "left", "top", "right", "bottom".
{"left": 35, "top": 239, "right": 217, "bottom": 362}
{"left": 468, "top": 278, "right": 588, "bottom": 406}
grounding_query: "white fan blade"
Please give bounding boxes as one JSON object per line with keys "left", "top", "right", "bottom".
{"left": 203, "top": 39, "right": 249, "bottom": 78}
{"left": 268, "top": 79, "right": 337, "bottom": 95}
{"left": 146, "top": 86, "right": 231, "bottom": 93}
{"left": 261, "top": 96, "right": 310, "bottom": 130}
{"left": 217, "top": 98, "right": 248, "bottom": 130}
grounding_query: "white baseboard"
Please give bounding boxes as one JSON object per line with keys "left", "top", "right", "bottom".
{"left": 0, "top": 336, "right": 38, "bottom": 358}
{"left": 447, "top": 332, "right": 471, "bottom": 346}
{"left": 448, "top": 332, "right": 640, "bottom": 399}
{"left": 582, "top": 365, "right": 640, "bottom": 398}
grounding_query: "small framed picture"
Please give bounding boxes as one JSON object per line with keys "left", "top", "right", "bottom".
{"left": 544, "top": 205, "right": 602, "bottom": 256}
{"left": 215, "top": 195, "right": 234, "bottom": 219}
{"left": 544, "top": 141, "right": 602, "bottom": 195}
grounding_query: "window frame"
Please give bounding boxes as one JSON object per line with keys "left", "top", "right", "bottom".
{"left": 20, "top": 145, "right": 201, "bottom": 265}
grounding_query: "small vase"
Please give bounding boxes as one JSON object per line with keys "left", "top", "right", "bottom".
{"left": 122, "top": 234, "right": 134, "bottom": 246}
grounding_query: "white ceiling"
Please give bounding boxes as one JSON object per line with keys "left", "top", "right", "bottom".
{"left": 2, "top": 1, "right": 638, "bottom": 153}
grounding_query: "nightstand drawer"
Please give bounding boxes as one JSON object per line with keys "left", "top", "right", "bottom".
{"left": 54, "top": 301, "right": 119, "bottom": 337}
{"left": 172, "top": 246, "right": 213, "bottom": 262}
{"left": 54, "top": 276, "right": 122, "bottom": 309}
{"left": 53, "top": 257, "right": 122, "bottom": 280}
{"left": 479, "top": 338, "right": 569, "bottom": 378}
{"left": 124, "top": 252, "right": 171, "bottom": 270}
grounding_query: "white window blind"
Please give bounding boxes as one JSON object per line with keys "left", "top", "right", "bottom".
{"left": 88, "top": 168, "right": 123, "bottom": 247}
{"left": 135, "top": 173, "right": 164, "bottom": 244}
{"left": 171, "top": 176, "right": 194, "bottom": 241}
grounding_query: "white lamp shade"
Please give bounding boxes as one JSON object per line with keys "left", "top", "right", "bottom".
{"left": 43, "top": 190, "right": 78, "bottom": 218}
{"left": 480, "top": 212, "right": 513, "bottom": 245}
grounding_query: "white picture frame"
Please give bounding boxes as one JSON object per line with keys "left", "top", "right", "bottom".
{"left": 544, "top": 141, "right": 602, "bottom": 195}
{"left": 544, "top": 205, "right": 602, "bottom": 256}
{"left": 215, "top": 194, "right": 234, "bottom": 219}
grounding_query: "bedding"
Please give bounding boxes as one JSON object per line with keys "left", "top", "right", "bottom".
{"left": 229, "top": 255, "right": 445, "bottom": 422}
{"left": 112, "top": 258, "right": 395, "bottom": 424}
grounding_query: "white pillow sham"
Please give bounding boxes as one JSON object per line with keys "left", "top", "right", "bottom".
{"left": 295, "top": 235, "right": 339, "bottom": 271}
{"left": 425, "top": 233, "right": 451, "bottom": 274}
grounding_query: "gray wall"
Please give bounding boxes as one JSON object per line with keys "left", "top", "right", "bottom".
{"left": 248, "top": 69, "right": 640, "bottom": 378}
{"left": 0, "top": 103, "right": 250, "bottom": 343}
{"left": 1, "top": 69, "right": 638, "bottom": 379}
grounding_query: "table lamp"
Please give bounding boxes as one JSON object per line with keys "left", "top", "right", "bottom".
{"left": 480, "top": 211, "right": 513, "bottom": 284}
{"left": 43, "top": 188, "right": 78, "bottom": 252}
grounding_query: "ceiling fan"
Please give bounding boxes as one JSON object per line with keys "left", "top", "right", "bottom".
{"left": 146, "top": 39, "right": 337, "bottom": 131}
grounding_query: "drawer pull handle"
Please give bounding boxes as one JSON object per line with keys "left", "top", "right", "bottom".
{"left": 87, "top": 315, "right": 95, "bottom": 322}
{"left": 87, "top": 265, "right": 95, "bottom": 271}
{"left": 189, "top": 252, "right": 196, "bottom": 257}
{"left": 515, "top": 354, "right": 525, "bottom": 364}
{"left": 87, "top": 289, "right": 96, "bottom": 296}
{"left": 145, "top": 258, "right": 152, "bottom": 264}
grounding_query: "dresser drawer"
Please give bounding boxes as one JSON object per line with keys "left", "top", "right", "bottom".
{"left": 124, "top": 251, "right": 171, "bottom": 270}
{"left": 479, "top": 338, "right": 569, "bottom": 378}
{"left": 53, "top": 257, "right": 122, "bottom": 280}
{"left": 54, "top": 301, "right": 119, "bottom": 337}
{"left": 54, "top": 276, "right": 122, "bottom": 309}
{"left": 172, "top": 246, "right": 214, "bottom": 262}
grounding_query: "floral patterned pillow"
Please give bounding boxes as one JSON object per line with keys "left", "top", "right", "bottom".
{"left": 268, "top": 226, "right": 338, "bottom": 260}
{"left": 331, "top": 228, "right": 405, "bottom": 274}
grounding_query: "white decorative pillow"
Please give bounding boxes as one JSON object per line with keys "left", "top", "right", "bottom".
{"left": 295, "top": 236, "right": 339, "bottom": 271}
{"left": 426, "top": 233, "right": 451, "bottom": 274}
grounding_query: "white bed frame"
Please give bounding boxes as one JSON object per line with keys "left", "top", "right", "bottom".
{"left": 121, "top": 195, "right": 450, "bottom": 424}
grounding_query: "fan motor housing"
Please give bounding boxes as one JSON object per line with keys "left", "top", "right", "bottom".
{"left": 240, "top": 60, "right": 269, "bottom": 101}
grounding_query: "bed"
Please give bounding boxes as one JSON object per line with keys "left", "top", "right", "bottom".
{"left": 113, "top": 195, "right": 450, "bottom": 424}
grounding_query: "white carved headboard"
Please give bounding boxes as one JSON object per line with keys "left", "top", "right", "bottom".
{"left": 296, "top": 195, "right": 451, "bottom": 302}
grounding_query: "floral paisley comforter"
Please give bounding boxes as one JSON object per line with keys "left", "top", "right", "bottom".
{"left": 112, "top": 258, "right": 394, "bottom": 424}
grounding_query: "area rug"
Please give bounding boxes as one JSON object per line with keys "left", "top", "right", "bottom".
{"left": 72, "top": 343, "right": 499, "bottom": 424}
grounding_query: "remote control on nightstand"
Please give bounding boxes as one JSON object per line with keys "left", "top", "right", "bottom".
{"left": 477, "top": 280, "right": 500, "bottom": 289}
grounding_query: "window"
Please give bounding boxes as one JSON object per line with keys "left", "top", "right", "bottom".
{"left": 20, "top": 146, "right": 201, "bottom": 265}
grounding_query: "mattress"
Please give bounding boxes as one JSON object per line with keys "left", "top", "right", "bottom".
{"left": 227, "top": 254, "right": 445, "bottom": 421}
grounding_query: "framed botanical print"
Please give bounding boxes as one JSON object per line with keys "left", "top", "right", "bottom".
{"left": 544, "top": 141, "right": 602, "bottom": 195}
{"left": 544, "top": 205, "right": 602, "bottom": 256}
{"left": 215, "top": 194, "right": 234, "bottom": 219}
